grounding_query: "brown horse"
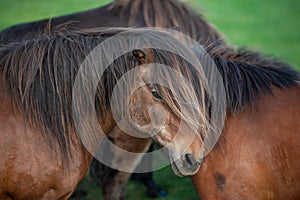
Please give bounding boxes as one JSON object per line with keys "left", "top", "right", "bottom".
{"left": 0, "top": 28, "right": 206, "bottom": 200}
{"left": 0, "top": 1, "right": 226, "bottom": 198}
{"left": 131, "top": 45, "right": 300, "bottom": 199}
{"left": 1, "top": 27, "right": 298, "bottom": 199}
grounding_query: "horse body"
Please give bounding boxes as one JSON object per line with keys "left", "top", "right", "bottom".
{"left": 0, "top": 78, "right": 89, "bottom": 200}
{"left": 190, "top": 80, "right": 300, "bottom": 199}
{"left": 0, "top": 31, "right": 113, "bottom": 199}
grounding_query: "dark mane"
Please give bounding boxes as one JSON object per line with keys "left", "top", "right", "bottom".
{"left": 110, "top": 0, "right": 224, "bottom": 45}
{"left": 0, "top": 26, "right": 220, "bottom": 163}
{"left": 0, "top": 27, "right": 211, "bottom": 163}
{"left": 203, "top": 46, "right": 300, "bottom": 113}
{"left": 2, "top": 27, "right": 296, "bottom": 164}
{"left": 146, "top": 44, "right": 299, "bottom": 121}
{"left": 0, "top": 28, "right": 139, "bottom": 161}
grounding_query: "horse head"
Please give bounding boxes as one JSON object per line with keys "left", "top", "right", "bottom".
{"left": 123, "top": 48, "right": 206, "bottom": 176}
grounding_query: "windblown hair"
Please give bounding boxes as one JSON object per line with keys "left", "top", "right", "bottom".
{"left": 0, "top": 28, "right": 210, "bottom": 161}
{"left": 1, "top": 27, "right": 297, "bottom": 162}
{"left": 0, "top": 28, "right": 138, "bottom": 161}
{"left": 142, "top": 45, "right": 299, "bottom": 144}
{"left": 200, "top": 45, "right": 300, "bottom": 113}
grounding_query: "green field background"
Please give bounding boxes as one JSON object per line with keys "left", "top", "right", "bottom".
{"left": 0, "top": 0, "right": 299, "bottom": 200}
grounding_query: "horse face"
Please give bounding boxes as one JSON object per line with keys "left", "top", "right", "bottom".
{"left": 126, "top": 49, "right": 203, "bottom": 176}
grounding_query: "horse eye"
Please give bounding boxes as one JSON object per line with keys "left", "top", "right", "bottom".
{"left": 151, "top": 90, "right": 162, "bottom": 100}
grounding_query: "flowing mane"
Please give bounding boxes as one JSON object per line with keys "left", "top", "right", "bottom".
{"left": 1, "top": 27, "right": 297, "bottom": 164}
{"left": 0, "top": 28, "right": 138, "bottom": 160}
{"left": 201, "top": 46, "right": 300, "bottom": 113}
{"left": 0, "top": 28, "right": 210, "bottom": 161}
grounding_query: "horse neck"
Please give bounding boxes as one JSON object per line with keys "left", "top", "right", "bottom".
{"left": 214, "top": 84, "right": 299, "bottom": 155}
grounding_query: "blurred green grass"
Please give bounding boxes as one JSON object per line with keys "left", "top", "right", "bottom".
{"left": 74, "top": 166, "right": 198, "bottom": 200}
{"left": 0, "top": 0, "right": 298, "bottom": 200}
{"left": 194, "top": 0, "right": 300, "bottom": 69}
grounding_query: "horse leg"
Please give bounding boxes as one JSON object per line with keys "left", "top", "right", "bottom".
{"left": 89, "top": 158, "right": 129, "bottom": 200}
{"left": 131, "top": 143, "right": 168, "bottom": 198}
{"left": 89, "top": 125, "right": 151, "bottom": 200}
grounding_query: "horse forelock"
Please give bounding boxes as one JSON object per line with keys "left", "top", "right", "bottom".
{"left": 148, "top": 49, "right": 210, "bottom": 140}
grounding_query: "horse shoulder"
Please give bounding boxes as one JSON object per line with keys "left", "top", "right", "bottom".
{"left": 191, "top": 85, "right": 300, "bottom": 199}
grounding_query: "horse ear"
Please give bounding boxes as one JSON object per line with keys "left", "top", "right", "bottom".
{"left": 132, "top": 49, "right": 154, "bottom": 64}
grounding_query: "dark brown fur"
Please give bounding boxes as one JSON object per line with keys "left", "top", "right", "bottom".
{"left": 213, "top": 172, "right": 226, "bottom": 192}
{"left": 0, "top": 0, "right": 224, "bottom": 46}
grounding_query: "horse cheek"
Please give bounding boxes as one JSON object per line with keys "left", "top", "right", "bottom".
{"left": 128, "top": 89, "right": 152, "bottom": 126}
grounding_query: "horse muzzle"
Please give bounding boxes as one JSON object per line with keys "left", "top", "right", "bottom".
{"left": 170, "top": 153, "right": 203, "bottom": 176}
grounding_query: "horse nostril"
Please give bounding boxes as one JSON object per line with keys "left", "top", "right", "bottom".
{"left": 185, "top": 153, "right": 196, "bottom": 168}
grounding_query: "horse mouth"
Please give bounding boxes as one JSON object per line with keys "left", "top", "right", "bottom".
{"left": 170, "top": 161, "right": 184, "bottom": 177}
{"left": 170, "top": 158, "right": 200, "bottom": 177}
